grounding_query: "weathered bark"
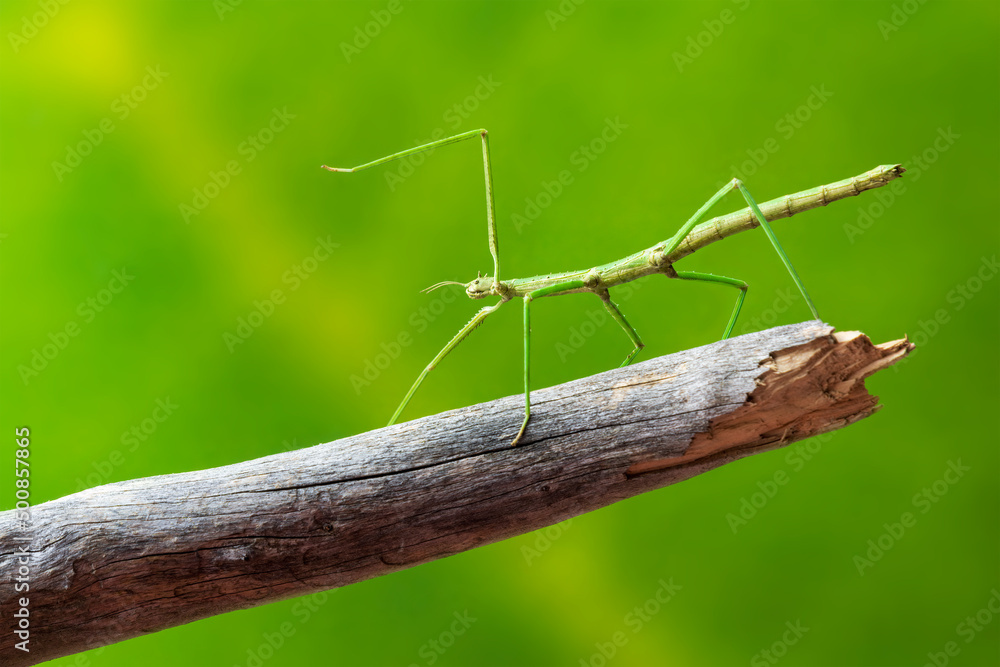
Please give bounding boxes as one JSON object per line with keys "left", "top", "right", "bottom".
{"left": 0, "top": 321, "right": 912, "bottom": 665}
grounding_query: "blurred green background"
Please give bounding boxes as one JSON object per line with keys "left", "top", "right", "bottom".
{"left": 2, "top": 1, "right": 998, "bottom": 665}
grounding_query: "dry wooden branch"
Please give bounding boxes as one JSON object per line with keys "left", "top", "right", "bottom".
{"left": 0, "top": 321, "right": 912, "bottom": 665}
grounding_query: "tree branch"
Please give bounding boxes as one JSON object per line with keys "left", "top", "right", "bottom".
{"left": 0, "top": 321, "right": 912, "bottom": 665}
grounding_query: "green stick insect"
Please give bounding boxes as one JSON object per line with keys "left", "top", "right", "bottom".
{"left": 324, "top": 129, "right": 903, "bottom": 445}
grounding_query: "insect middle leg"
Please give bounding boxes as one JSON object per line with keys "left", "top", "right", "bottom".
{"left": 514, "top": 280, "right": 588, "bottom": 446}
{"left": 597, "top": 290, "right": 645, "bottom": 367}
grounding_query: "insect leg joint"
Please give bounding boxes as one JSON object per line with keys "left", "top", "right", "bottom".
{"left": 583, "top": 268, "right": 602, "bottom": 289}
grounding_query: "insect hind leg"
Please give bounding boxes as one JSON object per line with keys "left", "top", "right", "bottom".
{"left": 663, "top": 177, "right": 819, "bottom": 321}
{"left": 675, "top": 271, "right": 748, "bottom": 339}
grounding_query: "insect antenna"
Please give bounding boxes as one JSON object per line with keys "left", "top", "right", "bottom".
{"left": 421, "top": 280, "right": 465, "bottom": 294}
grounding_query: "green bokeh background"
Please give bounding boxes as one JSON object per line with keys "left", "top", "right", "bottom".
{"left": 3, "top": 1, "right": 998, "bottom": 665}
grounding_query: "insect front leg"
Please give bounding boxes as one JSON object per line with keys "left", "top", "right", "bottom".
{"left": 323, "top": 128, "right": 501, "bottom": 284}
{"left": 388, "top": 301, "right": 505, "bottom": 426}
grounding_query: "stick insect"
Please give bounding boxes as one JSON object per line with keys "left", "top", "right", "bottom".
{"left": 323, "top": 129, "right": 903, "bottom": 445}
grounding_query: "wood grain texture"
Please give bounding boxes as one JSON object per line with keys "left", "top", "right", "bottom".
{"left": 0, "top": 321, "right": 912, "bottom": 665}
